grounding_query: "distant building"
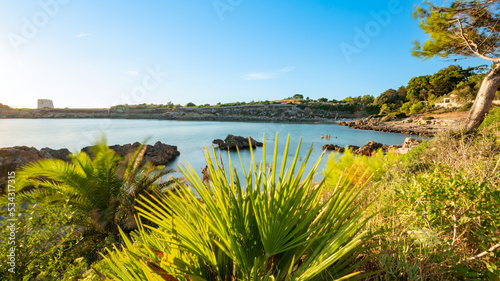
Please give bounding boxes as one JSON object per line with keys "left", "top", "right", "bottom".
{"left": 37, "top": 99, "right": 54, "bottom": 109}
{"left": 434, "top": 94, "right": 464, "bottom": 109}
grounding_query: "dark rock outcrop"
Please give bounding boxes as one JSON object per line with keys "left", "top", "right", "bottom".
{"left": 322, "top": 140, "right": 411, "bottom": 156}
{"left": 212, "top": 139, "right": 224, "bottom": 146}
{"left": 0, "top": 141, "right": 179, "bottom": 194}
{"left": 322, "top": 144, "right": 345, "bottom": 153}
{"left": 213, "top": 134, "right": 263, "bottom": 150}
{"left": 352, "top": 141, "right": 384, "bottom": 156}
{"left": 346, "top": 145, "right": 360, "bottom": 151}
{"left": 82, "top": 141, "right": 180, "bottom": 166}
{"left": 0, "top": 146, "right": 72, "bottom": 193}
{"left": 39, "top": 147, "right": 72, "bottom": 162}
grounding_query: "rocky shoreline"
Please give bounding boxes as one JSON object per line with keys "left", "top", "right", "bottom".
{"left": 1, "top": 107, "right": 467, "bottom": 137}
{"left": 337, "top": 119, "right": 436, "bottom": 137}
{"left": 0, "top": 133, "right": 426, "bottom": 194}
{"left": 0, "top": 142, "right": 179, "bottom": 194}
{"left": 0, "top": 104, "right": 365, "bottom": 123}
{"left": 322, "top": 138, "right": 422, "bottom": 156}
{"left": 336, "top": 112, "right": 465, "bottom": 137}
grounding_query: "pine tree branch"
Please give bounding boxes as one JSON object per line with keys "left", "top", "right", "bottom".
{"left": 460, "top": 242, "right": 500, "bottom": 263}
{"left": 456, "top": 18, "right": 500, "bottom": 62}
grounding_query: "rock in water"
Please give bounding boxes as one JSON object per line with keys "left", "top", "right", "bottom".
{"left": 213, "top": 134, "right": 263, "bottom": 150}
{"left": 353, "top": 141, "right": 384, "bottom": 156}
{"left": 0, "top": 146, "right": 72, "bottom": 194}
{"left": 82, "top": 141, "right": 180, "bottom": 166}
{"left": 1, "top": 141, "right": 180, "bottom": 194}
{"left": 39, "top": 147, "right": 71, "bottom": 162}
{"left": 322, "top": 144, "right": 345, "bottom": 153}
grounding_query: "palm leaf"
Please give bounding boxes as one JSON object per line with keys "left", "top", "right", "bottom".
{"left": 102, "top": 134, "right": 375, "bottom": 280}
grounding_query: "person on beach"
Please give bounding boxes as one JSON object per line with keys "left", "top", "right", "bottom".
{"left": 202, "top": 166, "right": 209, "bottom": 183}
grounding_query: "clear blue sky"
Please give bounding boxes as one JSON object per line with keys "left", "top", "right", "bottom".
{"left": 0, "top": 0, "right": 486, "bottom": 108}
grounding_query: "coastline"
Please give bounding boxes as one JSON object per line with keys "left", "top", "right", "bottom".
{"left": 336, "top": 111, "right": 467, "bottom": 137}
{"left": 0, "top": 106, "right": 466, "bottom": 136}
{"left": 0, "top": 104, "right": 365, "bottom": 123}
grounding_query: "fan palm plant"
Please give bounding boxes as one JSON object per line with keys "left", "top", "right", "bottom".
{"left": 100, "top": 134, "right": 375, "bottom": 281}
{"left": 14, "top": 137, "right": 176, "bottom": 235}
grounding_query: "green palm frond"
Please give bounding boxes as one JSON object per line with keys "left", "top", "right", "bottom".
{"left": 103, "top": 134, "right": 375, "bottom": 281}
{"left": 11, "top": 137, "right": 177, "bottom": 235}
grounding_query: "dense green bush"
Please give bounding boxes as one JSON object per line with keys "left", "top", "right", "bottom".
{"left": 480, "top": 106, "right": 500, "bottom": 133}
{"left": 365, "top": 104, "right": 380, "bottom": 115}
{"left": 359, "top": 130, "right": 499, "bottom": 279}
{"left": 321, "top": 124, "right": 500, "bottom": 279}
{"left": 323, "top": 148, "right": 401, "bottom": 188}
{"left": 0, "top": 204, "right": 88, "bottom": 280}
{"left": 98, "top": 136, "right": 374, "bottom": 280}
{"left": 308, "top": 102, "right": 359, "bottom": 113}
{"left": 410, "top": 101, "right": 425, "bottom": 113}
{"left": 15, "top": 139, "right": 175, "bottom": 237}
{"left": 1, "top": 139, "right": 178, "bottom": 280}
{"left": 381, "top": 112, "right": 407, "bottom": 121}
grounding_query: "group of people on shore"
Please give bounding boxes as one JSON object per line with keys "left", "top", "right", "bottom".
{"left": 320, "top": 134, "right": 335, "bottom": 140}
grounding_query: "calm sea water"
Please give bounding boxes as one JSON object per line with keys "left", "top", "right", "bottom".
{"left": 0, "top": 119, "right": 424, "bottom": 180}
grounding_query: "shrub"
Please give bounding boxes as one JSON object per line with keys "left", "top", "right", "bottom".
{"left": 480, "top": 107, "right": 500, "bottom": 133}
{"left": 400, "top": 102, "right": 412, "bottom": 114}
{"left": 365, "top": 104, "right": 380, "bottom": 115}
{"left": 381, "top": 112, "right": 407, "bottom": 122}
{"left": 0, "top": 204, "right": 88, "bottom": 280}
{"left": 99, "top": 135, "right": 374, "bottom": 280}
{"left": 458, "top": 102, "right": 474, "bottom": 112}
{"left": 363, "top": 129, "right": 500, "bottom": 279}
{"left": 392, "top": 165, "right": 500, "bottom": 279}
{"left": 379, "top": 104, "right": 390, "bottom": 115}
{"left": 323, "top": 148, "right": 399, "bottom": 188}
{"left": 410, "top": 102, "right": 425, "bottom": 113}
{"left": 15, "top": 138, "right": 176, "bottom": 237}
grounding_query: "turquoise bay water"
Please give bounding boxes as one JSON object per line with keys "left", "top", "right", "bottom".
{"left": 0, "top": 119, "right": 424, "bottom": 180}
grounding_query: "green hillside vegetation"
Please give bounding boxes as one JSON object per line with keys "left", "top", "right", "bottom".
{"left": 322, "top": 128, "right": 500, "bottom": 279}
{"left": 110, "top": 64, "right": 498, "bottom": 118}
{"left": 372, "top": 65, "right": 493, "bottom": 115}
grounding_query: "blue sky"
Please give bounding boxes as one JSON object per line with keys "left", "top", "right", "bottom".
{"left": 0, "top": 0, "right": 486, "bottom": 108}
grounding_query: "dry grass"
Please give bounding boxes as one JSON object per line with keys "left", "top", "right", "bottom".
{"left": 346, "top": 126, "right": 500, "bottom": 280}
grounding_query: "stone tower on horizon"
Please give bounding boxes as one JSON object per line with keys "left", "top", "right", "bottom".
{"left": 37, "top": 99, "right": 54, "bottom": 109}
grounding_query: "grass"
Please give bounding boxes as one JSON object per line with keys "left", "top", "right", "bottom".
{"left": 350, "top": 128, "right": 500, "bottom": 280}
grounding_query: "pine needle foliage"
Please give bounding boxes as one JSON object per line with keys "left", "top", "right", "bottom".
{"left": 100, "top": 134, "right": 374, "bottom": 281}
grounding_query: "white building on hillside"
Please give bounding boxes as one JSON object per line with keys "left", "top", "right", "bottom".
{"left": 434, "top": 94, "right": 464, "bottom": 108}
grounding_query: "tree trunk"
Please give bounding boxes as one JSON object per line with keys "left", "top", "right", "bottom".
{"left": 464, "top": 64, "right": 500, "bottom": 131}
